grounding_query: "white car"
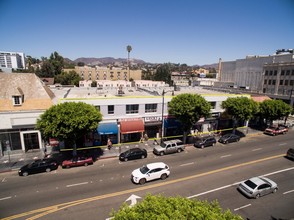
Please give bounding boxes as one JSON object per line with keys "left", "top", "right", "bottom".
{"left": 131, "top": 162, "right": 170, "bottom": 184}
{"left": 238, "top": 176, "right": 278, "bottom": 199}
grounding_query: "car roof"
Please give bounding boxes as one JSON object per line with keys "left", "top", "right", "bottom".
{"left": 248, "top": 176, "right": 274, "bottom": 186}
{"left": 146, "top": 162, "right": 167, "bottom": 169}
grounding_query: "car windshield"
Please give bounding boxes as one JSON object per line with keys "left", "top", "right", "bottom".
{"left": 139, "top": 165, "right": 150, "bottom": 174}
{"left": 244, "top": 179, "right": 257, "bottom": 189}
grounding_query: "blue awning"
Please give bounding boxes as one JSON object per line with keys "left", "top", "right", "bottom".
{"left": 164, "top": 118, "right": 182, "bottom": 129}
{"left": 97, "top": 123, "right": 118, "bottom": 135}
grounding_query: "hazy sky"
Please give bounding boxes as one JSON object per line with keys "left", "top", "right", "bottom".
{"left": 1, "top": 0, "right": 293, "bottom": 65}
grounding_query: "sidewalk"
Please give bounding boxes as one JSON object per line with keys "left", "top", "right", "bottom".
{"left": 0, "top": 128, "right": 265, "bottom": 174}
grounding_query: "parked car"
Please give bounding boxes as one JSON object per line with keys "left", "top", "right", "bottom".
{"left": 218, "top": 133, "right": 240, "bottom": 144}
{"left": 286, "top": 148, "right": 294, "bottom": 160}
{"left": 131, "top": 162, "right": 170, "bottom": 184}
{"left": 238, "top": 176, "right": 278, "bottom": 199}
{"left": 119, "top": 147, "right": 147, "bottom": 161}
{"left": 194, "top": 136, "right": 216, "bottom": 148}
{"left": 62, "top": 156, "right": 93, "bottom": 168}
{"left": 153, "top": 139, "right": 185, "bottom": 156}
{"left": 263, "top": 125, "right": 288, "bottom": 136}
{"left": 18, "top": 159, "right": 59, "bottom": 176}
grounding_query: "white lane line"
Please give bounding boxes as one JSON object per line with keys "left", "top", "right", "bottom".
{"left": 252, "top": 148, "right": 262, "bottom": 151}
{"left": 180, "top": 162, "right": 194, "bottom": 167}
{"left": 2, "top": 177, "right": 6, "bottom": 182}
{"left": 234, "top": 204, "right": 251, "bottom": 211}
{"left": 263, "top": 167, "right": 294, "bottom": 177}
{"left": 66, "top": 182, "right": 88, "bottom": 188}
{"left": 0, "top": 196, "right": 12, "bottom": 201}
{"left": 283, "top": 189, "right": 294, "bottom": 195}
{"left": 220, "top": 154, "right": 231, "bottom": 158}
{"left": 279, "top": 143, "right": 287, "bottom": 146}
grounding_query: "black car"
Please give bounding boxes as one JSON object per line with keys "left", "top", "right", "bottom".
{"left": 18, "top": 158, "right": 59, "bottom": 176}
{"left": 218, "top": 133, "right": 240, "bottom": 144}
{"left": 119, "top": 148, "right": 147, "bottom": 161}
{"left": 194, "top": 136, "right": 216, "bottom": 148}
{"left": 286, "top": 148, "right": 294, "bottom": 160}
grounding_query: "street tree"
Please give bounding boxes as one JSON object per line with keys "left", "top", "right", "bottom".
{"left": 259, "top": 99, "right": 292, "bottom": 125}
{"left": 36, "top": 102, "right": 102, "bottom": 156}
{"left": 168, "top": 93, "right": 211, "bottom": 142}
{"left": 221, "top": 97, "right": 259, "bottom": 131}
{"left": 110, "top": 194, "right": 242, "bottom": 220}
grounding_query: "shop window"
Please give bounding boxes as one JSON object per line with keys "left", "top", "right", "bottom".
{"left": 145, "top": 104, "right": 157, "bottom": 113}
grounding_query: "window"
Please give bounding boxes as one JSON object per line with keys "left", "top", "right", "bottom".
{"left": 95, "top": 105, "right": 100, "bottom": 111}
{"left": 274, "top": 70, "right": 277, "bottom": 76}
{"left": 280, "top": 80, "right": 283, "bottom": 85}
{"left": 209, "top": 102, "right": 216, "bottom": 109}
{"left": 286, "top": 70, "right": 290, "bottom": 75}
{"left": 281, "top": 70, "right": 285, "bottom": 75}
{"left": 126, "top": 104, "right": 139, "bottom": 114}
{"left": 264, "top": 80, "right": 267, "bottom": 85}
{"left": 285, "top": 80, "right": 289, "bottom": 86}
{"left": 268, "top": 80, "right": 272, "bottom": 85}
{"left": 145, "top": 104, "right": 157, "bottom": 113}
{"left": 108, "top": 105, "right": 114, "bottom": 114}
{"left": 290, "top": 80, "right": 294, "bottom": 86}
{"left": 272, "top": 80, "right": 276, "bottom": 85}
{"left": 12, "top": 95, "right": 22, "bottom": 106}
{"left": 265, "top": 71, "right": 268, "bottom": 76}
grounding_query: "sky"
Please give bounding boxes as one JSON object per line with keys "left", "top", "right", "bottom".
{"left": 0, "top": 0, "right": 293, "bottom": 66}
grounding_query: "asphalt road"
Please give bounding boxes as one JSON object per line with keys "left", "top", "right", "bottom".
{"left": 0, "top": 131, "right": 293, "bottom": 220}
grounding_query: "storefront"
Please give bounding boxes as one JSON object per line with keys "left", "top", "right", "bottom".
{"left": 96, "top": 122, "right": 119, "bottom": 145}
{"left": 164, "top": 117, "right": 183, "bottom": 138}
{"left": 144, "top": 116, "right": 162, "bottom": 139}
{"left": 119, "top": 119, "right": 144, "bottom": 143}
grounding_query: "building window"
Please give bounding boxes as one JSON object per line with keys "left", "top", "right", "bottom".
{"left": 108, "top": 105, "right": 114, "bottom": 114}
{"left": 281, "top": 70, "right": 285, "bottom": 75}
{"left": 285, "top": 80, "right": 289, "bottom": 86}
{"left": 12, "top": 95, "right": 23, "bottom": 106}
{"left": 264, "top": 80, "right": 267, "bottom": 85}
{"left": 209, "top": 102, "right": 216, "bottom": 109}
{"left": 274, "top": 70, "right": 277, "bottom": 75}
{"left": 290, "top": 80, "right": 294, "bottom": 86}
{"left": 145, "top": 104, "right": 157, "bottom": 113}
{"left": 272, "top": 80, "right": 276, "bottom": 85}
{"left": 126, "top": 104, "right": 139, "bottom": 114}
{"left": 292, "top": 70, "right": 294, "bottom": 76}
{"left": 269, "top": 71, "right": 273, "bottom": 76}
{"left": 265, "top": 71, "right": 268, "bottom": 76}
{"left": 95, "top": 105, "right": 100, "bottom": 111}
{"left": 286, "top": 70, "right": 290, "bottom": 75}
{"left": 280, "top": 80, "right": 283, "bottom": 85}
{"left": 268, "top": 80, "right": 272, "bottom": 85}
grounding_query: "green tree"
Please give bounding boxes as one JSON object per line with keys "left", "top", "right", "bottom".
{"left": 54, "top": 71, "right": 81, "bottom": 86}
{"left": 259, "top": 99, "right": 292, "bottom": 125}
{"left": 49, "top": 51, "right": 64, "bottom": 75}
{"left": 168, "top": 93, "right": 211, "bottom": 142}
{"left": 37, "top": 59, "right": 55, "bottom": 77}
{"left": 154, "top": 63, "right": 172, "bottom": 85}
{"left": 110, "top": 194, "right": 242, "bottom": 220}
{"left": 221, "top": 97, "right": 259, "bottom": 131}
{"left": 36, "top": 102, "right": 102, "bottom": 155}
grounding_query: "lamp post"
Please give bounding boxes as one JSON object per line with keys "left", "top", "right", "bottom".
{"left": 161, "top": 89, "right": 174, "bottom": 143}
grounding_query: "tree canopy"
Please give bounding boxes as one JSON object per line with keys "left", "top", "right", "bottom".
{"left": 36, "top": 102, "right": 102, "bottom": 146}
{"left": 54, "top": 70, "right": 81, "bottom": 86}
{"left": 168, "top": 93, "right": 211, "bottom": 133}
{"left": 221, "top": 97, "right": 259, "bottom": 122}
{"left": 154, "top": 63, "right": 172, "bottom": 85}
{"left": 110, "top": 194, "right": 242, "bottom": 220}
{"left": 259, "top": 99, "right": 292, "bottom": 125}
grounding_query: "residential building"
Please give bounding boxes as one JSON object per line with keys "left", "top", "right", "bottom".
{"left": 0, "top": 73, "right": 54, "bottom": 155}
{"left": 0, "top": 51, "right": 26, "bottom": 71}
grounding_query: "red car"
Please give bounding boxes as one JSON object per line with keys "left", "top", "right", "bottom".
{"left": 62, "top": 156, "right": 94, "bottom": 168}
{"left": 264, "top": 125, "right": 288, "bottom": 136}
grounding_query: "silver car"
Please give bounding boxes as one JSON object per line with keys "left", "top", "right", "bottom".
{"left": 238, "top": 176, "right": 278, "bottom": 199}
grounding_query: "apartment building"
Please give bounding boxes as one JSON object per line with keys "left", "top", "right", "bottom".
{"left": 0, "top": 51, "right": 26, "bottom": 71}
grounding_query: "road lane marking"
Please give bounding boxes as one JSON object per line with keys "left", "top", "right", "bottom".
{"left": 262, "top": 167, "right": 294, "bottom": 177}
{"left": 283, "top": 189, "right": 294, "bottom": 195}
{"left": 234, "top": 204, "right": 251, "bottom": 211}
{"left": 180, "top": 162, "right": 194, "bottom": 167}
{"left": 220, "top": 154, "right": 231, "bottom": 158}
{"left": 2, "top": 177, "right": 6, "bottom": 182}
{"left": 279, "top": 143, "right": 287, "bottom": 146}
{"left": 4, "top": 154, "right": 286, "bottom": 220}
{"left": 66, "top": 182, "right": 88, "bottom": 188}
{"left": 252, "top": 148, "right": 262, "bottom": 151}
{"left": 0, "top": 196, "right": 12, "bottom": 201}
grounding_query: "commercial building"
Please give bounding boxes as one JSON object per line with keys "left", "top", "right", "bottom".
{"left": 0, "top": 51, "right": 26, "bottom": 71}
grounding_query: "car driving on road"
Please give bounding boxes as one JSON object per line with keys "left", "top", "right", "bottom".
{"left": 18, "top": 158, "right": 59, "bottom": 176}
{"left": 237, "top": 176, "right": 278, "bottom": 199}
{"left": 131, "top": 162, "right": 170, "bottom": 184}
{"left": 119, "top": 147, "right": 147, "bottom": 161}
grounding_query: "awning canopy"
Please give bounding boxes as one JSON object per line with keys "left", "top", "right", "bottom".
{"left": 164, "top": 118, "right": 182, "bottom": 129}
{"left": 97, "top": 123, "right": 118, "bottom": 135}
{"left": 120, "top": 120, "right": 144, "bottom": 134}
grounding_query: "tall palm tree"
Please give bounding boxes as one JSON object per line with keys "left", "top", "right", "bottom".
{"left": 126, "top": 45, "right": 132, "bottom": 80}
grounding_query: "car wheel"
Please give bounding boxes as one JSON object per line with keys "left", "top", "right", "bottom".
{"left": 22, "top": 172, "right": 29, "bottom": 177}
{"left": 273, "top": 188, "right": 278, "bottom": 193}
{"left": 139, "top": 178, "right": 146, "bottom": 185}
{"left": 160, "top": 151, "right": 164, "bottom": 156}
{"left": 161, "top": 173, "right": 168, "bottom": 180}
{"left": 177, "top": 148, "right": 182, "bottom": 153}
{"left": 255, "top": 193, "right": 260, "bottom": 199}
{"left": 46, "top": 168, "right": 51, "bottom": 173}
{"left": 84, "top": 163, "right": 88, "bottom": 166}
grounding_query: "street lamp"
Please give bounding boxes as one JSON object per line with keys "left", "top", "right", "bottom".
{"left": 161, "top": 89, "right": 174, "bottom": 143}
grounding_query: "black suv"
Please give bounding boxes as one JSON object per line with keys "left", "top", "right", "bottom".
{"left": 286, "top": 148, "right": 294, "bottom": 160}
{"left": 194, "top": 136, "right": 216, "bottom": 148}
{"left": 119, "top": 147, "right": 147, "bottom": 161}
{"left": 18, "top": 159, "right": 59, "bottom": 176}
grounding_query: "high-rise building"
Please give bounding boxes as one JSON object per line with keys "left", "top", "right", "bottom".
{"left": 0, "top": 51, "right": 26, "bottom": 70}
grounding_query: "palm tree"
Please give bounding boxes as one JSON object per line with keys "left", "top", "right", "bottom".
{"left": 126, "top": 45, "right": 132, "bottom": 80}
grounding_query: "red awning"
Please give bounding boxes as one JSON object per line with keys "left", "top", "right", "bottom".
{"left": 120, "top": 120, "right": 144, "bottom": 134}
